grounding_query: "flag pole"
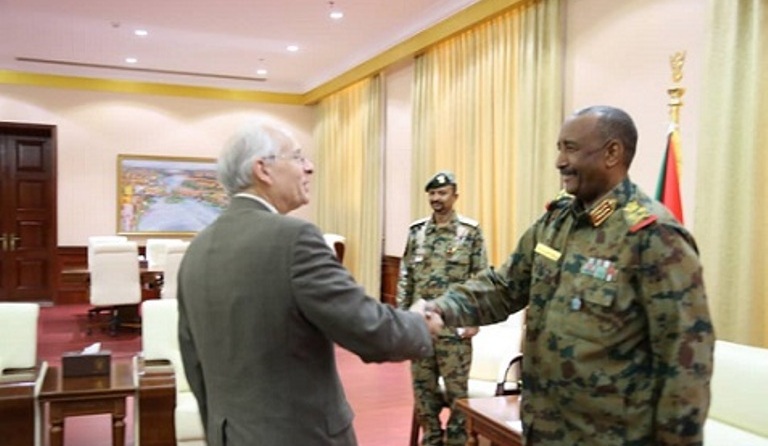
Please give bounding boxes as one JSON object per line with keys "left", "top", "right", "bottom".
{"left": 655, "top": 51, "right": 687, "bottom": 223}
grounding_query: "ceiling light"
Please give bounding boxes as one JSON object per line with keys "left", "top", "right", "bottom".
{"left": 328, "top": 1, "right": 344, "bottom": 20}
{"left": 256, "top": 69, "right": 268, "bottom": 76}
{"left": 286, "top": 45, "right": 299, "bottom": 52}
{"left": 134, "top": 29, "right": 148, "bottom": 37}
{"left": 125, "top": 57, "right": 138, "bottom": 64}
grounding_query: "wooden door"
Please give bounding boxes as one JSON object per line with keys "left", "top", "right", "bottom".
{"left": 0, "top": 123, "right": 57, "bottom": 303}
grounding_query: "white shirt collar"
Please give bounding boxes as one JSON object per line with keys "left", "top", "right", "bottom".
{"left": 233, "top": 193, "right": 278, "bottom": 214}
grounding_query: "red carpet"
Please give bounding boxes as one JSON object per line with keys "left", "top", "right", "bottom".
{"left": 38, "top": 304, "right": 141, "bottom": 365}
{"left": 37, "top": 304, "right": 416, "bottom": 446}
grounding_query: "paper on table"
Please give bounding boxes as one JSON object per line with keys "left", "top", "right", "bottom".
{"left": 82, "top": 342, "right": 102, "bottom": 354}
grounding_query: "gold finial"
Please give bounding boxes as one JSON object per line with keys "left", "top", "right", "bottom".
{"left": 667, "top": 51, "right": 686, "bottom": 125}
{"left": 670, "top": 51, "right": 686, "bottom": 84}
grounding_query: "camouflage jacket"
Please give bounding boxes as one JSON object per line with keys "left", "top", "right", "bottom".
{"left": 433, "top": 179, "right": 714, "bottom": 446}
{"left": 396, "top": 212, "right": 488, "bottom": 309}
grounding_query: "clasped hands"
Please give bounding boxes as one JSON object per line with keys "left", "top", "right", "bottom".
{"left": 409, "top": 299, "right": 445, "bottom": 336}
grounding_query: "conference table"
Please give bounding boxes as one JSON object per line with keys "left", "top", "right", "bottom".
{"left": 61, "top": 267, "right": 164, "bottom": 300}
{"left": 455, "top": 395, "right": 523, "bottom": 446}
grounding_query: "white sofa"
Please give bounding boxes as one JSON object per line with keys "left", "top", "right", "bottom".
{"left": 704, "top": 340, "right": 768, "bottom": 445}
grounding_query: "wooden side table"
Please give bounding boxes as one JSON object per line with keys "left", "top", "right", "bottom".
{"left": 135, "top": 359, "right": 177, "bottom": 446}
{"left": 39, "top": 360, "right": 135, "bottom": 446}
{"left": 455, "top": 395, "right": 523, "bottom": 446}
{"left": 0, "top": 363, "right": 47, "bottom": 446}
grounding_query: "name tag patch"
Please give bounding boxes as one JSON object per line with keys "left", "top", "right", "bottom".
{"left": 534, "top": 243, "right": 561, "bottom": 262}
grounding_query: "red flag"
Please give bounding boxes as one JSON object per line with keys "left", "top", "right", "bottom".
{"left": 655, "top": 124, "right": 684, "bottom": 223}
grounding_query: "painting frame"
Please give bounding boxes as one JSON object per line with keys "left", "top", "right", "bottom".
{"left": 116, "top": 154, "right": 227, "bottom": 236}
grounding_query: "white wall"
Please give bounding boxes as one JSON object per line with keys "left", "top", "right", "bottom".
{"left": 0, "top": 85, "right": 314, "bottom": 245}
{"left": 564, "top": 0, "right": 706, "bottom": 227}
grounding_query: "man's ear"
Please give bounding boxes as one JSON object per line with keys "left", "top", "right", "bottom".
{"left": 604, "top": 140, "right": 623, "bottom": 168}
{"left": 253, "top": 159, "right": 273, "bottom": 185}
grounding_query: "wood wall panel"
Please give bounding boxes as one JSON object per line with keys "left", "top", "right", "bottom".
{"left": 55, "top": 247, "right": 402, "bottom": 307}
{"left": 56, "top": 246, "right": 88, "bottom": 305}
{"left": 380, "top": 255, "right": 400, "bottom": 307}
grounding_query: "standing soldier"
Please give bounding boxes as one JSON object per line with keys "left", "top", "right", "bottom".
{"left": 397, "top": 171, "right": 488, "bottom": 446}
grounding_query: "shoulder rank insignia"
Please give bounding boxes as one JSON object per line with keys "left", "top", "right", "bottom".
{"left": 546, "top": 190, "right": 574, "bottom": 211}
{"left": 409, "top": 217, "right": 429, "bottom": 228}
{"left": 624, "top": 200, "right": 658, "bottom": 233}
{"left": 588, "top": 198, "right": 617, "bottom": 227}
{"left": 457, "top": 215, "right": 479, "bottom": 228}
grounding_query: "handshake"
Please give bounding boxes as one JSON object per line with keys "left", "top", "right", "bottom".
{"left": 409, "top": 299, "right": 445, "bottom": 336}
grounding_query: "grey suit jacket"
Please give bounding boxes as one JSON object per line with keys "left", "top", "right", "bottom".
{"left": 177, "top": 196, "right": 433, "bottom": 446}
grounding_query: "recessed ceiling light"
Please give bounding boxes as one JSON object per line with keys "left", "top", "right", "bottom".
{"left": 125, "top": 57, "right": 138, "bottom": 64}
{"left": 328, "top": 1, "right": 343, "bottom": 20}
{"left": 286, "top": 45, "right": 299, "bottom": 52}
{"left": 256, "top": 69, "right": 268, "bottom": 76}
{"left": 134, "top": 29, "right": 148, "bottom": 37}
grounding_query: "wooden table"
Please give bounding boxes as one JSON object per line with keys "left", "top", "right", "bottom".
{"left": 0, "top": 363, "right": 47, "bottom": 446}
{"left": 39, "top": 360, "right": 135, "bottom": 446}
{"left": 455, "top": 395, "right": 523, "bottom": 446}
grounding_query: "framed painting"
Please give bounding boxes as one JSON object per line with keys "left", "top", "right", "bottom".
{"left": 117, "top": 154, "right": 228, "bottom": 235}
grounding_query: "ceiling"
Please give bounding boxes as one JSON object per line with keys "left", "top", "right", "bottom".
{"left": 0, "top": 0, "right": 479, "bottom": 95}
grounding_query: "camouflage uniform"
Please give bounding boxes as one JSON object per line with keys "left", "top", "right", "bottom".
{"left": 397, "top": 211, "right": 488, "bottom": 446}
{"left": 432, "top": 179, "right": 715, "bottom": 446}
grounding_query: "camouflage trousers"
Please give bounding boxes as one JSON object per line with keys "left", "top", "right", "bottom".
{"left": 411, "top": 333, "right": 472, "bottom": 446}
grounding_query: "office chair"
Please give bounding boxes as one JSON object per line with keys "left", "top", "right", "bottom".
{"left": 87, "top": 235, "right": 129, "bottom": 267}
{"left": 160, "top": 241, "right": 190, "bottom": 299}
{"left": 145, "top": 238, "right": 184, "bottom": 270}
{"left": 88, "top": 241, "right": 143, "bottom": 336}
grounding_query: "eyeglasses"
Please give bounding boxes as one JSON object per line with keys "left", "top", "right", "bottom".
{"left": 264, "top": 150, "right": 310, "bottom": 165}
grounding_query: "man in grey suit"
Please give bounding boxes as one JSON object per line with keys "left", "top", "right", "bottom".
{"left": 177, "top": 121, "right": 436, "bottom": 446}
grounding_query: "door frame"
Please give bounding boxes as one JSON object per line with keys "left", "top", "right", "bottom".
{"left": 0, "top": 121, "right": 58, "bottom": 304}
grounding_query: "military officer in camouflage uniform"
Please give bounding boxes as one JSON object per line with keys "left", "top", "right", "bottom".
{"left": 397, "top": 171, "right": 488, "bottom": 446}
{"left": 422, "top": 106, "right": 715, "bottom": 445}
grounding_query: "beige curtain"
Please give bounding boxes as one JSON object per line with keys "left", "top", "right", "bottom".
{"left": 314, "top": 76, "right": 384, "bottom": 296}
{"left": 412, "top": 0, "right": 564, "bottom": 266}
{"left": 695, "top": 0, "right": 768, "bottom": 347}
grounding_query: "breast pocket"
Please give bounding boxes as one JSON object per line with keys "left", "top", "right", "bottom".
{"left": 562, "top": 274, "right": 621, "bottom": 343}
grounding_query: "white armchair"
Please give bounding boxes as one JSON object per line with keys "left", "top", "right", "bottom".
{"left": 323, "top": 233, "right": 346, "bottom": 262}
{"left": 160, "top": 241, "right": 190, "bottom": 299}
{"left": 0, "top": 303, "right": 47, "bottom": 446}
{"left": 467, "top": 312, "right": 524, "bottom": 398}
{"left": 137, "top": 299, "right": 205, "bottom": 446}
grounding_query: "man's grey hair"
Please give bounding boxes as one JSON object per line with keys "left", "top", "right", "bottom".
{"left": 217, "top": 121, "right": 297, "bottom": 195}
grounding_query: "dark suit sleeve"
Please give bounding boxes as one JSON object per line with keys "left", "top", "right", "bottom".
{"left": 291, "top": 224, "right": 433, "bottom": 363}
{"left": 177, "top": 266, "right": 209, "bottom": 432}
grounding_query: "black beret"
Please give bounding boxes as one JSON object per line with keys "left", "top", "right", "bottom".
{"left": 425, "top": 171, "right": 456, "bottom": 191}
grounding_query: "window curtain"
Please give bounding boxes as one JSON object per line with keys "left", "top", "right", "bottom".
{"left": 695, "top": 0, "right": 768, "bottom": 347}
{"left": 412, "top": 0, "right": 564, "bottom": 265}
{"left": 314, "top": 76, "right": 384, "bottom": 297}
